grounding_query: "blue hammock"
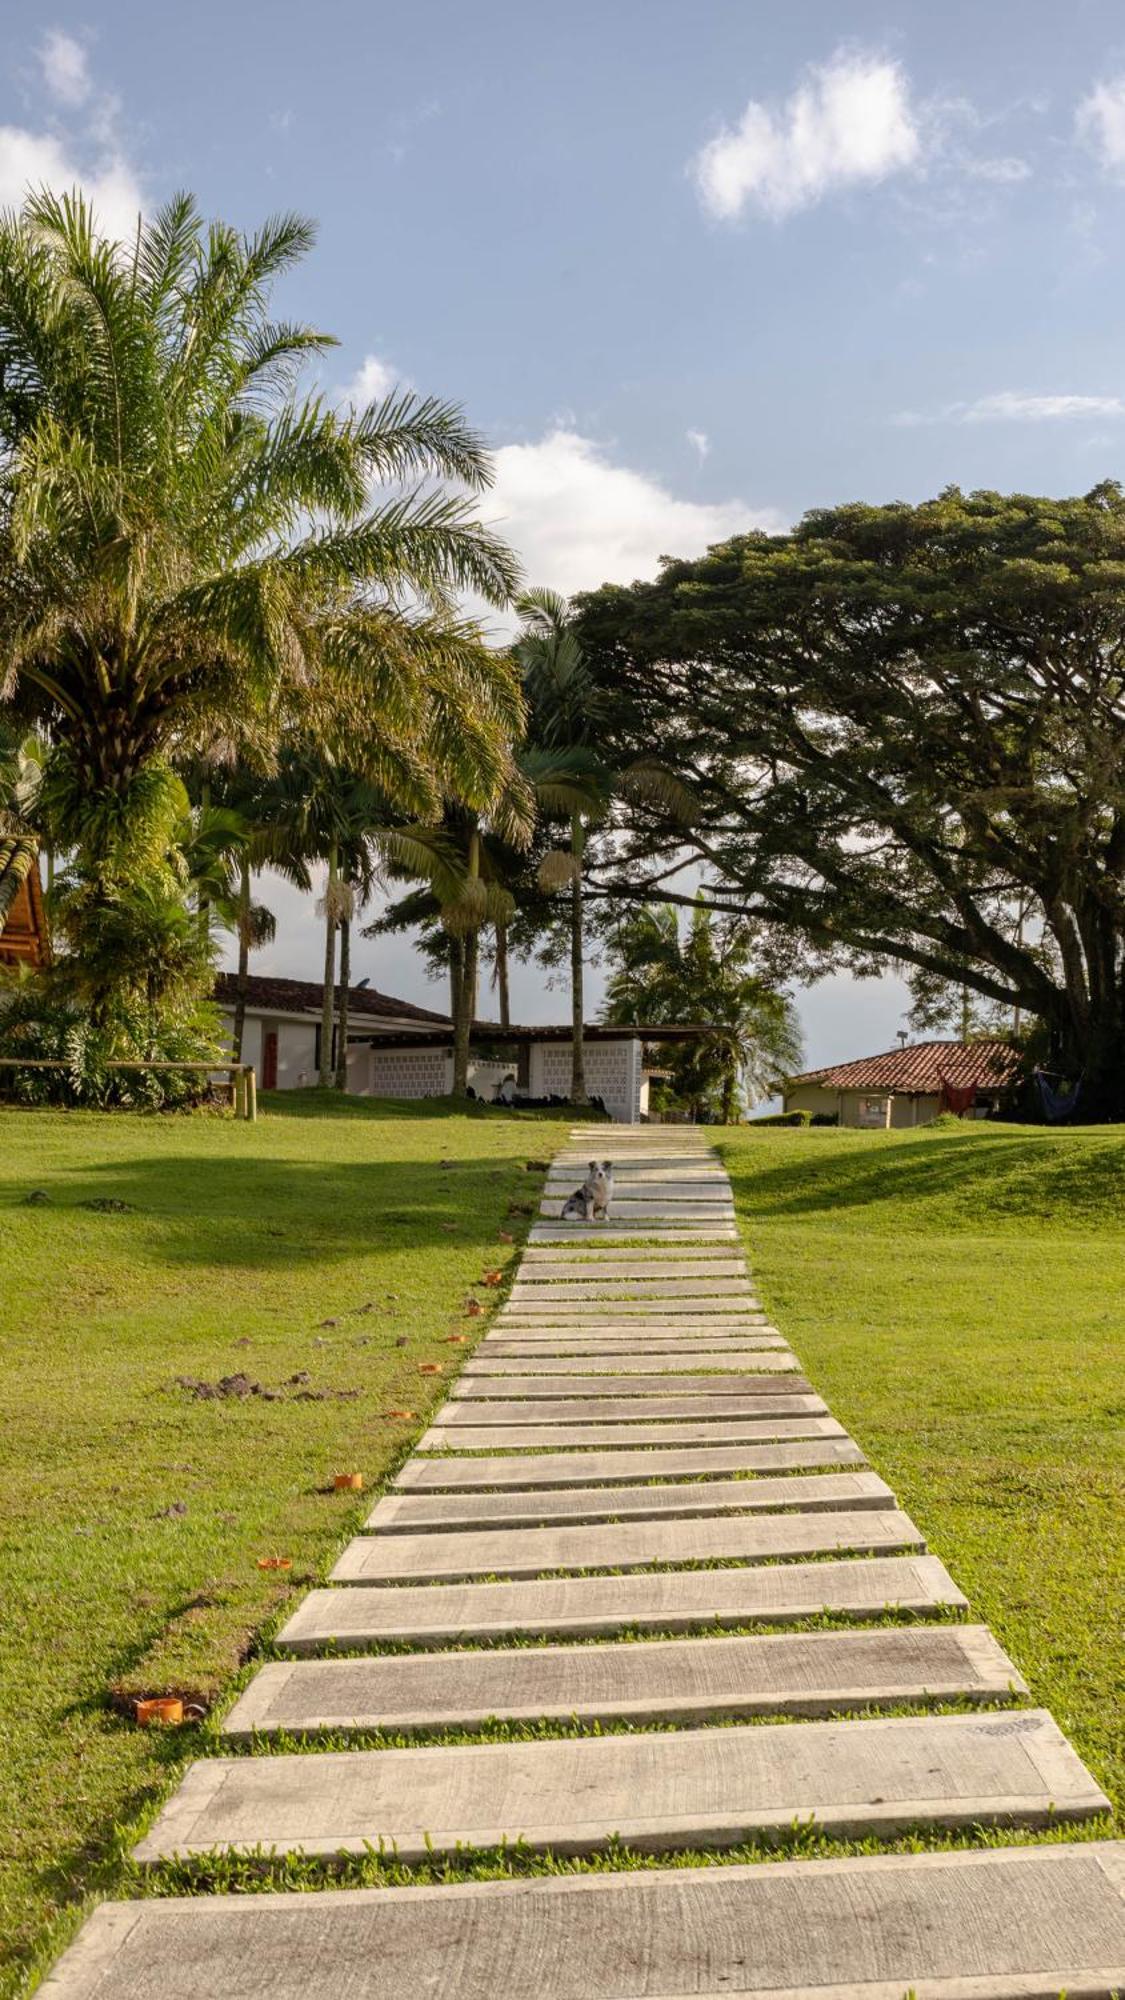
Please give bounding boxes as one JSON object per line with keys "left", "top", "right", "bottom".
{"left": 1034, "top": 1069, "right": 1083, "bottom": 1122}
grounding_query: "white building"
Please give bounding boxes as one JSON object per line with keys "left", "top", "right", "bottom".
{"left": 214, "top": 974, "right": 697, "bottom": 1124}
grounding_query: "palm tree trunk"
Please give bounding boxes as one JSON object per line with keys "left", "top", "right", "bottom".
{"left": 335, "top": 914, "right": 351, "bottom": 1090}
{"left": 197, "top": 776, "right": 211, "bottom": 945}
{"left": 720, "top": 1061, "right": 738, "bottom": 1125}
{"left": 495, "top": 922, "right": 511, "bottom": 1030}
{"left": 452, "top": 936, "right": 476, "bottom": 1097}
{"left": 451, "top": 830, "right": 481, "bottom": 1098}
{"left": 318, "top": 841, "right": 338, "bottom": 1088}
{"left": 232, "top": 858, "right": 251, "bottom": 1062}
{"left": 570, "top": 812, "right": 588, "bottom": 1106}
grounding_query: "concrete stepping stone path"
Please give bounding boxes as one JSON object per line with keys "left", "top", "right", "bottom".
{"left": 418, "top": 1412, "right": 844, "bottom": 1450}
{"left": 277, "top": 1554, "right": 970, "bottom": 1649}
{"left": 329, "top": 1505, "right": 927, "bottom": 1582}
{"left": 449, "top": 1367, "right": 806, "bottom": 1398}
{"left": 46, "top": 1125, "right": 1115, "bottom": 1997}
{"left": 362, "top": 1469, "right": 895, "bottom": 1533}
{"left": 397, "top": 1438, "right": 866, "bottom": 1485}
{"left": 45, "top": 1846, "right": 1125, "bottom": 1999}
{"left": 222, "top": 1625, "right": 1026, "bottom": 1739}
{"left": 134, "top": 1710, "right": 1106, "bottom": 1864}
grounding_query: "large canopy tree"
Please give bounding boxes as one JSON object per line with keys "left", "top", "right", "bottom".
{"left": 576, "top": 486, "right": 1125, "bottom": 1119}
{"left": 0, "top": 190, "right": 520, "bottom": 1027}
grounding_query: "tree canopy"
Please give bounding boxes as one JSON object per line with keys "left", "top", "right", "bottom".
{"left": 576, "top": 485, "right": 1125, "bottom": 1117}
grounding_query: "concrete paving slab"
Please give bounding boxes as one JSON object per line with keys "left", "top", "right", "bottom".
{"left": 397, "top": 1439, "right": 865, "bottom": 1487}
{"left": 498, "top": 1296, "right": 760, "bottom": 1312}
{"left": 548, "top": 1180, "right": 728, "bottom": 1190}
{"left": 528, "top": 1216, "right": 740, "bottom": 1232}
{"left": 364, "top": 1470, "right": 894, "bottom": 1533}
{"left": 430, "top": 1391, "right": 827, "bottom": 1428}
{"left": 493, "top": 1313, "right": 767, "bottom": 1328}
{"left": 223, "top": 1626, "right": 1024, "bottom": 1740}
{"left": 515, "top": 1260, "right": 748, "bottom": 1280}
{"left": 499, "top": 1312, "right": 770, "bottom": 1327}
{"left": 478, "top": 1342, "right": 788, "bottom": 1361}
{"left": 329, "top": 1505, "right": 925, "bottom": 1583}
{"left": 134, "top": 1709, "right": 1106, "bottom": 1864}
{"left": 539, "top": 1203, "right": 735, "bottom": 1218}
{"left": 418, "top": 1413, "right": 840, "bottom": 1450}
{"left": 510, "top": 1280, "right": 755, "bottom": 1298}
{"left": 449, "top": 1366, "right": 805, "bottom": 1399}
{"left": 277, "top": 1554, "right": 966, "bottom": 1650}
{"left": 463, "top": 1354, "right": 793, "bottom": 1377}
{"left": 46, "top": 1844, "right": 1125, "bottom": 2000}
{"left": 522, "top": 1241, "right": 743, "bottom": 1258}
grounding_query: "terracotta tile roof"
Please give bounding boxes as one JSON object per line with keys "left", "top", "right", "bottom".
{"left": 788, "top": 1039, "right": 1023, "bottom": 1094}
{"left": 213, "top": 972, "right": 450, "bottom": 1026}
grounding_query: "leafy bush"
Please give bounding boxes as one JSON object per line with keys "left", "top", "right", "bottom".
{"left": 810, "top": 1111, "right": 839, "bottom": 1126}
{"left": 0, "top": 976, "right": 224, "bottom": 1110}
{"left": 749, "top": 1108, "right": 811, "bottom": 1127}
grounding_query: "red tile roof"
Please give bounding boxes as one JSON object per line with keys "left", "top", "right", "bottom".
{"left": 788, "top": 1039, "right": 1023, "bottom": 1094}
{"left": 213, "top": 973, "right": 450, "bottom": 1026}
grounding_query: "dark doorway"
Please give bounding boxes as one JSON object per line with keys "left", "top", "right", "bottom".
{"left": 262, "top": 1030, "right": 278, "bottom": 1090}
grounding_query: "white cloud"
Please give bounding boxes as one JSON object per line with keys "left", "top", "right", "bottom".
{"left": 481, "top": 427, "right": 782, "bottom": 617}
{"left": 0, "top": 125, "right": 142, "bottom": 242}
{"left": 39, "top": 28, "right": 91, "bottom": 107}
{"left": 963, "top": 154, "right": 1031, "bottom": 183}
{"left": 341, "top": 352, "right": 407, "bottom": 406}
{"left": 0, "top": 34, "right": 143, "bottom": 241}
{"left": 893, "top": 390, "right": 1125, "bottom": 427}
{"left": 686, "top": 427, "right": 710, "bottom": 462}
{"left": 1076, "top": 76, "right": 1125, "bottom": 175}
{"left": 692, "top": 49, "right": 921, "bottom": 221}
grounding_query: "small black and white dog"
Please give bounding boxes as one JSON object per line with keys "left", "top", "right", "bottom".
{"left": 561, "top": 1160, "right": 614, "bottom": 1222}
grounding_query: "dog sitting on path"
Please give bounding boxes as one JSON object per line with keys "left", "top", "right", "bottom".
{"left": 561, "top": 1160, "right": 614, "bottom": 1223}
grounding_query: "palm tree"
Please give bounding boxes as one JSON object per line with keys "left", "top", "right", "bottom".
{"left": 373, "top": 747, "right": 605, "bottom": 1095}
{"left": 247, "top": 743, "right": 472, "bottom": 1088}
{"left": 0, "top": 190, "right": 520, "bottom": 1027}
{"left": 516, "top": 588, "right": 689, "bottom": 1107}
{"left": 603, "top": 901, "right": 803, "bottom": 1122}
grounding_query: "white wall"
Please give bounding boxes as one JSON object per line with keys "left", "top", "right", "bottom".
{"left": 529, "top": 1040, "right": 642, "bottom": 1123}
{"left": 369, "top": 1047, "right": 452, "bottom": 1099}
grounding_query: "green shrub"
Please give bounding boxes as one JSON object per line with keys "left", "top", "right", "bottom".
{"left": 0, "top": 977, "right": 223, "bottom": 1110}
{"left": 749, "top": 1108, "right": 811, "bottom": 1127}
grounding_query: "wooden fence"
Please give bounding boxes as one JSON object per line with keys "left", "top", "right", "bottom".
{"left": 0, "top": 1059, "right": 258, "bottom": 1120}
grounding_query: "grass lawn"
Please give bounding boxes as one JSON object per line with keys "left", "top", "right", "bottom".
{"left": 716, "top": 1122, "right": 1125, "bottom": 1830}
{"left": 1, "top": 1109, "right": 1122, "bottom": 1992}
{"left": 0, "top": 1092, "right": 568, "bottom": 1996}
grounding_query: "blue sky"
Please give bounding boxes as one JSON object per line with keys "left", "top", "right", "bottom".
{"left": 5, "top": 1, "right": 1125, "bottom": 1068}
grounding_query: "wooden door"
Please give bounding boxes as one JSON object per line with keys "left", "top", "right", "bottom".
{"left": 262, "top": 1031, "right": 278, "bottom": 1090}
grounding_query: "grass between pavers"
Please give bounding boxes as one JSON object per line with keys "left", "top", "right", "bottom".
{"left": 128, "top": 1813, "right": 1118, "bottom": 1904}
{"left": 713, "top": 1121, "right": 1125, "bottom": 1828}
{"left": 0, "top": 1092, "right": 570, "bottom": 1998}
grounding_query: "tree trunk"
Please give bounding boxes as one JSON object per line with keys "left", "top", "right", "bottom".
{"left": 318, "top": 841, "right": 338, "bottom": 1088}
{"left": 452, "top": 932, "right": 477, "bottom": 1097}
{"left": 720, "top": 1062, "right": 738, "bottom": 1125}
{"left": 197, "top": 776, "right": 211, "bottom": 946}
{"left": 232, "top": 858, "right": 251, "bottom": 1063}
{"left": 451, "top": 830, "right": 481, "bottom": 1099}
{"left": 335, "top": 913, "right": 351, "bottom": 1091}
{"left": 570, "top": 812, "right": 588, "bottom": 1106}
{"left": 495, "top": 923, "right": 511, "bottom": 1030}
